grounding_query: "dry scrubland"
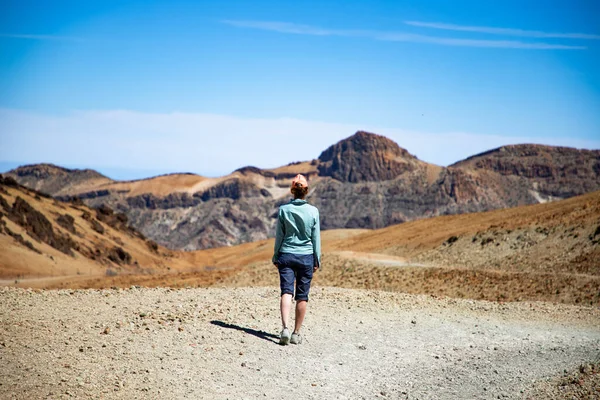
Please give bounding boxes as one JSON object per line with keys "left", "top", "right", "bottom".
{"left": 1, "top": 181, "right": 600, "bottom": 398}
{"left": 160, "top": 190, "right": 600, "bottom": 306}
{"left": 2, "top": 181, "right": 598, "bottom": 307}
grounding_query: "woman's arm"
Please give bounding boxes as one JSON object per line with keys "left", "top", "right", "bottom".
{"left": 272, "top": 208, "right": 285, "bottom": 264}
{"left": 312, "top": 209, "right": 321, "bottom": 270}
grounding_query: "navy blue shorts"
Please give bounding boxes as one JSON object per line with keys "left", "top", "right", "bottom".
{"left": 276, "top": 253, "right": 314, "bottom": 301}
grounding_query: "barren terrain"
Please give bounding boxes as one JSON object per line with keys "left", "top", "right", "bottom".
{"left": 1, "top": 287, "right": 599, "bottom": 400}
{"left": 2, "top": 177, "right": 599, "bottom": 306}
{"left": 2, "top": 178, "right": 600, "bottom": 399}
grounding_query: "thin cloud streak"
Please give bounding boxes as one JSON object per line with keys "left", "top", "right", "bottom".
{"left": 0, "top": 33, "right": 84, "bottom": 42}
{"left": 374, "top": 32, "right": 585, "bottom": 49}
{"left": 221, "top": 20, "right": 586, "bottom": 50}
{"left": 404, "top": 21, "right": 600, "bottom": 40}
{"left": 222, "top": 20, "right": 363, "bottom": 36}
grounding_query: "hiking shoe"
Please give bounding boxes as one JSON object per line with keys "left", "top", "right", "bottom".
{"left": 279, "top": 328, "right": 291, "bottom": 345}
{"left": 290, "top": 332, "right": 302, "bottom": 345}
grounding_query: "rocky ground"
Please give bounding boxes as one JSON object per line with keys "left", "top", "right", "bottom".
{"left": 1, "top": 286, "right": 599, "bottom": 399}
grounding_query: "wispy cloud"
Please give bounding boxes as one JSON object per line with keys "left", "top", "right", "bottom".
{"left": 222, "top": 20, "right": 363, "bottom": 37}
{"left": 372, "top": 33, "right": 585, "bottom": 49}
{"left": 404, "top": 21, "right": 600, "bottom": 40}
{"left": 221, "top": 20, "right": 586, "bottom": 50}
{"left": 0, "top": 33, "right": 84, "bottom": 42}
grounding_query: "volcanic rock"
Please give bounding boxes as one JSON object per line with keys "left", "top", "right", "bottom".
{"left": 8, "top": 196, "right": 76, "bottom": 255}
{"left": 317, "top": 131, "right": 421, "bottom": 182}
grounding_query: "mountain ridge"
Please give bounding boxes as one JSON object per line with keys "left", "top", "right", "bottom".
{"left": 6, "top": 131, "right": 600, "bottom": 250}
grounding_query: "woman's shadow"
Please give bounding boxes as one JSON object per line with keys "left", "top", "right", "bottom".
{"left": 210, "top": 320, "right": 279, "bottom": 343}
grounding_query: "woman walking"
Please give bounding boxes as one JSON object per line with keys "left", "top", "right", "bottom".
{"left": 272, "top": 174, "right": 321, "bottom": 345}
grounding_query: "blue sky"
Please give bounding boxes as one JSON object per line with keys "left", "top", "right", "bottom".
{"left": 1, "top": 0, "right": 599, "bottom": 179}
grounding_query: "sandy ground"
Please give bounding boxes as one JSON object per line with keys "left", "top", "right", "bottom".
{"left": 1, "top": 286, "right": 599, "bottom": 399}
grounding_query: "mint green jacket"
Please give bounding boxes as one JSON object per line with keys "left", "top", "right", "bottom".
{"left": 272, "top": 199, "right": 321, "bottom": 267}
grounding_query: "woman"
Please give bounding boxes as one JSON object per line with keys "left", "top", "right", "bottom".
{"left": 272, "top": 174, "right": 321, "bottom": 345}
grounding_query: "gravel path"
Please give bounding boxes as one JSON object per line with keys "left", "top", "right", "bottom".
{"left": 334, "top": 251, "right": 428, "bottom": 268}
{"left": 1, "top": 286, "right": 599, "bottom": 399}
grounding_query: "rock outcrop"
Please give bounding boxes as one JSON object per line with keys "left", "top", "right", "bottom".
{"left": 451, "top": 144, "right": 600, "bottom": 199}
{"left": 9, "top": 163, "right": 110, "bottom": 195}
{"left": 317, "top": 131, "right": 421, "bottom": 182}
{"left": 7, "top": 196, "right": 76, "bottom": 256}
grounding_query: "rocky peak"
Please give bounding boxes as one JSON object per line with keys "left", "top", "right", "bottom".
{"left": 317, "top": 131, "right": 420, "bottom": 182}
{"left": 11, "top": 163, "right": 106, "bottom": 180}
{"left": 7, "top": 163, "right": 109, "bottom": 196}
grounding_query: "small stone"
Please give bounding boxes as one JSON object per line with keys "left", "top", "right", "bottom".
{"left": 178, "top": 326, "right": 184, "bottom": 332}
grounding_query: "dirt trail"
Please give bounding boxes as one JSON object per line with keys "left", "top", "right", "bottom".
{"left": 334, "top": 251, "right": 427, "bottom": 267}
{"left": 1, "top": 286, "right": 599, "bottom": 399}
{"left": 0, "top": 274, "right": 94, "bottom": 286}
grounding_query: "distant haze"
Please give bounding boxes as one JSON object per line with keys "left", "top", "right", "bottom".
{"left": 1, "top": 109, "right": 599, "bottom": 181}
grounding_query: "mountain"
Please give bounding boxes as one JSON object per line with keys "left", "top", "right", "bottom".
{"left": 0, "top": 174, "right": 182, "bottom": 279}
{"left": 317, "top": 130, "right": 424, "bottom": 182}
{"left": 5, "top": 131, "right": 600, "bottom": 250}
{"left": 450, "top": 144, "right": 600, "bottom": 199}
{"left": 7, "top": 163, "right": 112, "bottom": 195}
{"left": 4, "top": 168, "right": 599, "bottom": 305}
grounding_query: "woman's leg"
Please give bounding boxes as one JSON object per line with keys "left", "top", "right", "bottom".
{"left": 293, "top": 254, "right": 314, "bottom": 334}
{"left": 280, "top": 293, "right": 293, "bottom": 328}
{"left": 294, "top": 300, "right": 307, "bottom": 333}
{"left": 277, "top": 255, "right": 295, "bottom": 329}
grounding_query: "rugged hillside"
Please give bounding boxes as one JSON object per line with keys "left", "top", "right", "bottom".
{"left": 308, "top": 134, "right": 600, "bottom": 230}
{"left": 451, "top": 144, "right": 600, "bottom": 200}
{"left": 4, "top": 188, "right": 598, "bottom": 307}
{"left": 8, "top": 163, "right": 112, "bottom": 196}
{"left": 6, "top": 131, "right": 600, "bottom": 250}
{"left": 217, "top": 190, "right": 600, "bottom": 305}
{"left": 0, "top": 175, "right": 222, "bottom": 282}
